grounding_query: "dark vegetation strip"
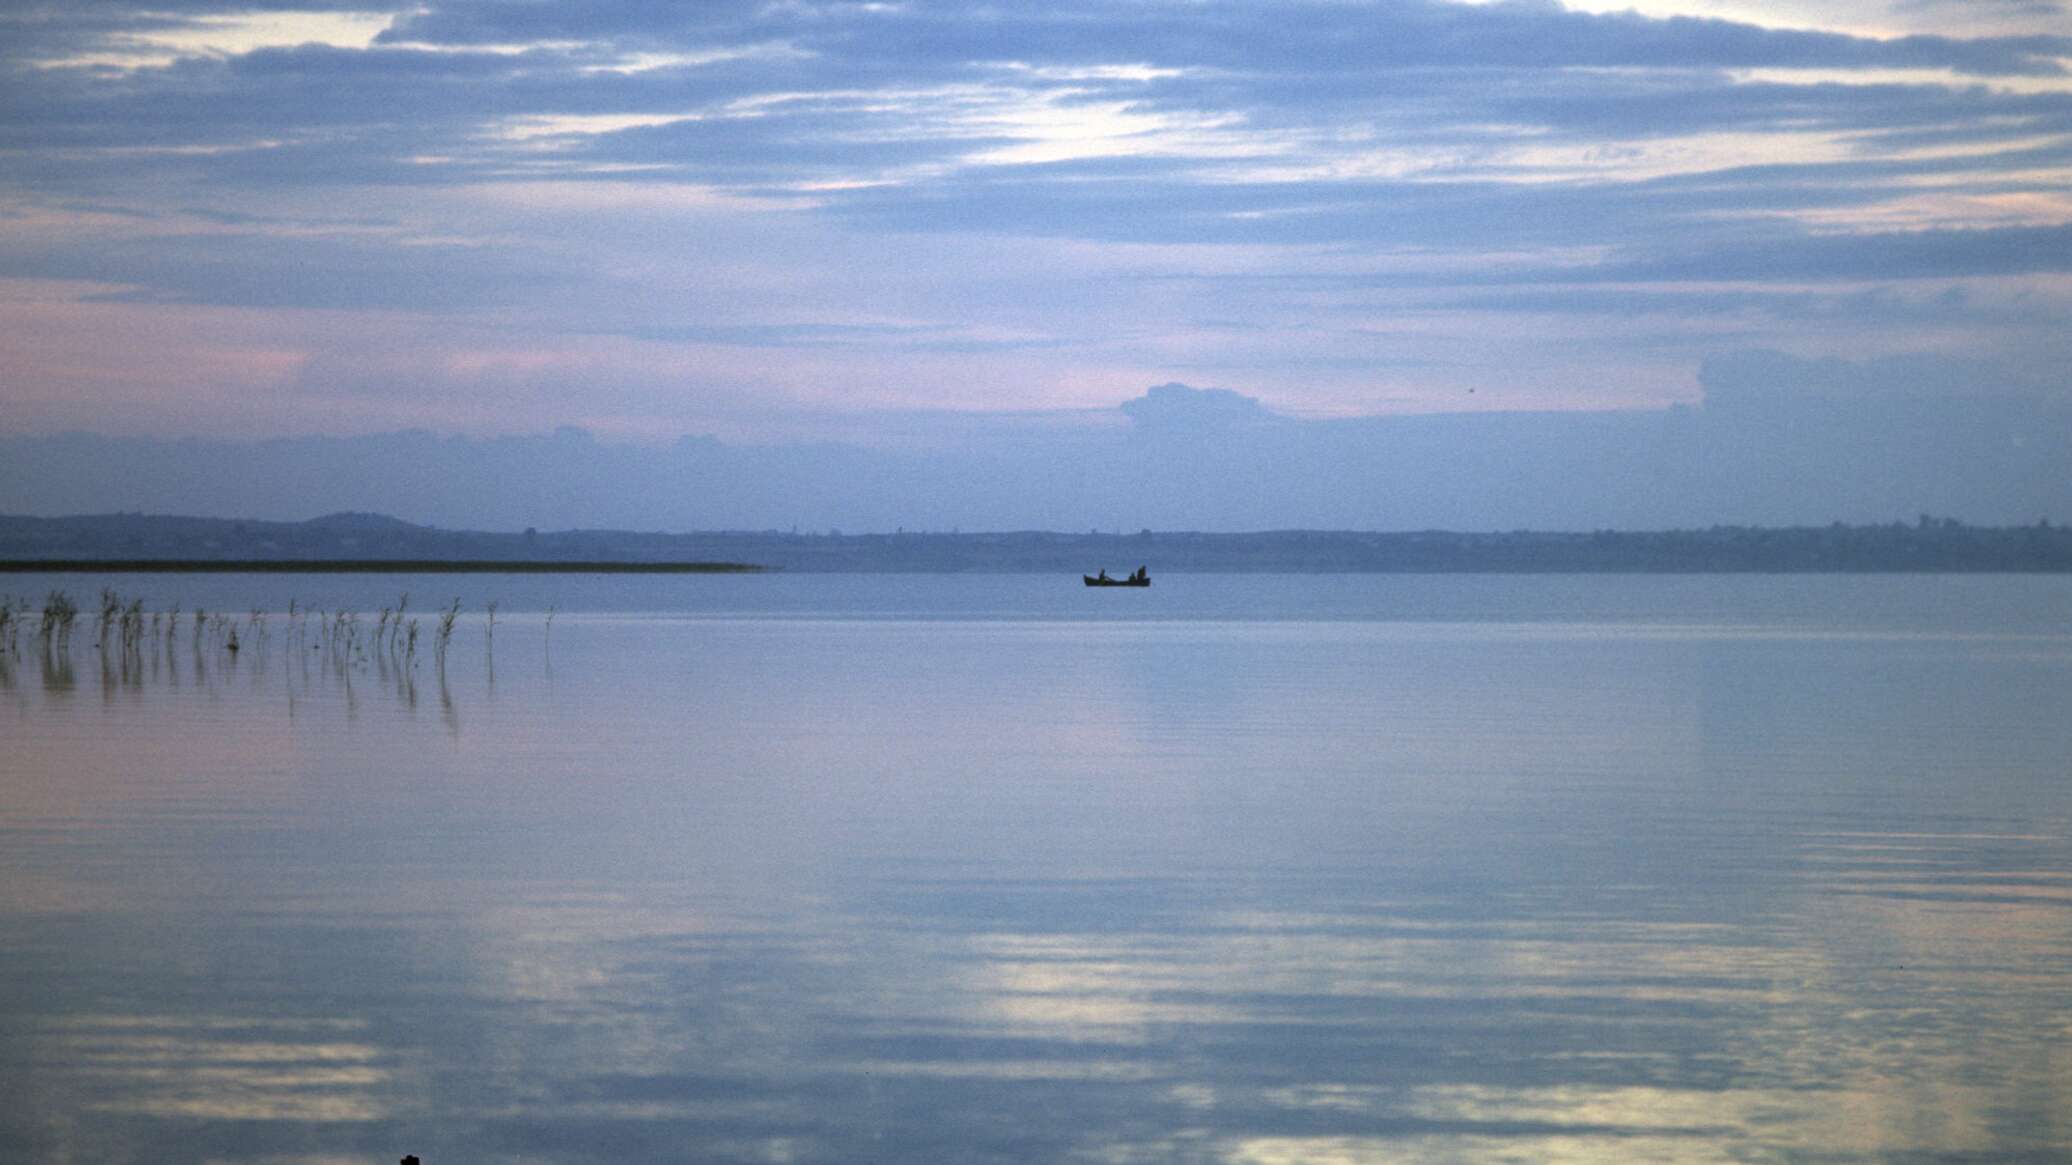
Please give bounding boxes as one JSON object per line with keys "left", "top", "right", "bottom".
{"left": 0, "top": 559, "right": 766, "bottom": 574}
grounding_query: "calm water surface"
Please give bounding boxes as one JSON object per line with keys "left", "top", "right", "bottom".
{"left": 3, "top": 574, "right": 2070, "bottom": 1163}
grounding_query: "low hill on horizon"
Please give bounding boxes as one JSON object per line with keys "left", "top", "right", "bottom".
{"left": 3, "top": 512, "right": 2070, "bottom": 573}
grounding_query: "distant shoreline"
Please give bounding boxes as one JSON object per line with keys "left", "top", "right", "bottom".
{"left": 5, "top": 514, "right": 2070, "bottom": 572}
{"left": 0, "top": 559, "right": 766, "bottom": 574}
{"left": 6, "top": 560, "right": 2072, "bottom": 575}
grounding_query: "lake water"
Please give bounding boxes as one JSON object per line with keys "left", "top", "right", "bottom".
{"left": 3, "top": 573, "right": 2070, "bottom": 1164}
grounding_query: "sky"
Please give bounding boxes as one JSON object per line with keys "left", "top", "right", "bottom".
{"left": 1, "top": 0, "right": 2069, "bottom": 528}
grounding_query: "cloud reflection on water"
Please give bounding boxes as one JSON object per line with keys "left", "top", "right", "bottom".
{"left": 40, "top": 1015, "right": 392, "bottom": 1124}
{"left": 1, "top": 586, "right": 2069, "bottom": 1162}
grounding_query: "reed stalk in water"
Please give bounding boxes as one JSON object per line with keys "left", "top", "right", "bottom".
{"left": 435, "top": 598, "right": 460, "bottom": 661}
{"left": 40, "top": 590, "right": 79, "bottom": 649}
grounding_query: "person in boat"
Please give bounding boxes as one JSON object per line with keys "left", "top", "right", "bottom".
{"left": 1133, "top": 566, "right": 1146, "bottom": 581}
{"left": 1098, "top": 569, "right": 1110, "bottom": 581}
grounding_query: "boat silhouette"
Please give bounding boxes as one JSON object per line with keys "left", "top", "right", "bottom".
{"left": 1084, "top": 568, "right": 1150, "bottom": 587}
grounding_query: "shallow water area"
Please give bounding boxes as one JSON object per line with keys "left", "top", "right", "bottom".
{"left": 3, "top": 573, "right": 2070, "bottom": 1163}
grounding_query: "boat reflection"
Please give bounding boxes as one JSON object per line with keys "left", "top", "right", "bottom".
{"left": 3, "top": 590, "right": 2069, "bottom": 1162}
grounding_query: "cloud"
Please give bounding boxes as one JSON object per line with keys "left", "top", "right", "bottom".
{"left": 1, "top": 0, "right": 2068, "bottom": 445}
{"left": 0, "top": 227, "right": 582, "bottom": 311}
{"left": 12, "top": 3, "right": 2070, "bottom": 192}
{"left": 1601, "top": 222, "right": 2072, "bottom": 283}
{"left": 4, "top": 365, "right": 2065, "bottom": 531}
{"left": 1697, "top": 347, "right": 2052, "bottom": 404}
{"left": 365, "top": 1, "right": 2072, "bottom": 76}
{"left": 1120, "top": 382, "right": 1282, "bottom": 434}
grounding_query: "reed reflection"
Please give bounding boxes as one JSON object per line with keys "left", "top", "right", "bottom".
{"left": 1, "top": 588, "right": 2068, "bottom": 1164}
{"left": 4, "top": 588, "right": 519, "bottom": 736}
{"left": 38, "top": 639, "right": 77, "bottom": 695}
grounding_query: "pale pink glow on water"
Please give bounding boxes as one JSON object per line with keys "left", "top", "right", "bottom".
{"left": 3, "top": 578, "right": 2070, "bottom": 1161}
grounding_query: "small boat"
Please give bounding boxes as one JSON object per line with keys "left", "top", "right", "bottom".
{"left": 1084, "top": 569, "right": 1150, "bottom": 587}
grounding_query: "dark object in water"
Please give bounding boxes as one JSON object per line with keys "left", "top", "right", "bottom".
{"left": 402, "top": 1157, "right": 420, "bottom": 1165}
{"left": 1084, "top": 567, "right": 1150, "bottom": 587}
